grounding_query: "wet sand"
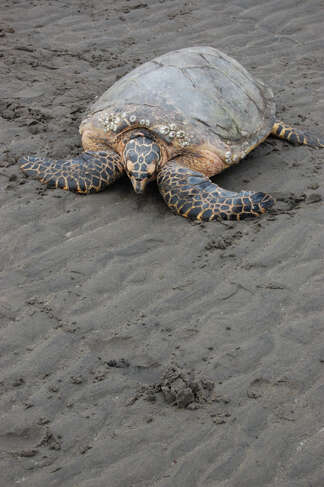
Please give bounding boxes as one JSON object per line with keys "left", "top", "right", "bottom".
{"left": 1, "top": 1, "right": 324, "bottom": 486}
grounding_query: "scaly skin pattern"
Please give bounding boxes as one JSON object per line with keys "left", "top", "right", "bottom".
{"left": 20, "top": 150, "right": 123, "bottom": 193}
{"left": 124, "top": 137, "right": 161, "bottom": 180}
{"left": 157, "top": 161, "right": 274, "bottom": 221}
{"left": 19, "top": 118, "right": 323, "bottom": 220}
{"left": 272, "top": 121, "right": 324, "bottom": 147}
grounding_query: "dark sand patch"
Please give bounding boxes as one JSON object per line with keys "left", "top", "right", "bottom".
{"left": 1, "top": 1, "right": 324, "bottom": 486}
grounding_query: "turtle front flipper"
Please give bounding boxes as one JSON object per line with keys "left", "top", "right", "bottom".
{"left": 157, "top": 161, "right": 274, "bottom": 221}
{"left": 272, "top": 121, "right": 324, "bottom": 148}
{"left": 20, "top": 150, "right": 124, "bottom": 193}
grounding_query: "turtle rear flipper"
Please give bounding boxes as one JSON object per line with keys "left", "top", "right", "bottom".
{"left": 20, "top": 150, "right": 124, "bottom": 193}
{"left": 157, "top": 161, "right": 274, "bottom": 221}
{"left": 272, "top": 121, "right": 324, "bottom": 148}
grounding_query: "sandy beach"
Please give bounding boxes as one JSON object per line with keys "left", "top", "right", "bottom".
{"left": 1, "top": 1, "right": 324, "bottom": 485}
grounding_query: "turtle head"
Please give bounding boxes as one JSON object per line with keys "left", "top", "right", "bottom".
{"left": 123, "top": 136, "right": 161, "bottom": 194}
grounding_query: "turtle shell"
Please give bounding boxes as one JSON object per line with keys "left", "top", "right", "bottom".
{"left": 80, "top": 46, "right": 276, "bottom": 163}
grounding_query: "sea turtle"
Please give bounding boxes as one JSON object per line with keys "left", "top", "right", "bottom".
{"left": 20, "top": 46, "right": 324, "bottom": 221}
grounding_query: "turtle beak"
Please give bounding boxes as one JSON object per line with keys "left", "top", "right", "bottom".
{"left": 131, "top": 177, "right": 148, "bottom": 194}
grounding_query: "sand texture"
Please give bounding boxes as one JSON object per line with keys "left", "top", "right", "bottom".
{"left": 1, "top": 1, "right": 324, "bottom": 486}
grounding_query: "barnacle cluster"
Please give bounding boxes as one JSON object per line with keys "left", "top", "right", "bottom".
{"left": 158, "top": 123, "right": 191, "bottom": 147}
{"left": 97, "top": 111, "right": 150, "bottom": 133}
{"left": 96, "top": 111, "right": 192, "bottom": 148}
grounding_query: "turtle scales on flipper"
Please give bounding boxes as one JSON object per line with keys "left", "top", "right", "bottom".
{"left": 20, "top": 46, "right": 324, "bottom": 221}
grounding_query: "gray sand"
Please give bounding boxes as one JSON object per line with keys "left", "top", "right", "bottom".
{"left": 0, "top": 1, "right": 324, "bottom": 486}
